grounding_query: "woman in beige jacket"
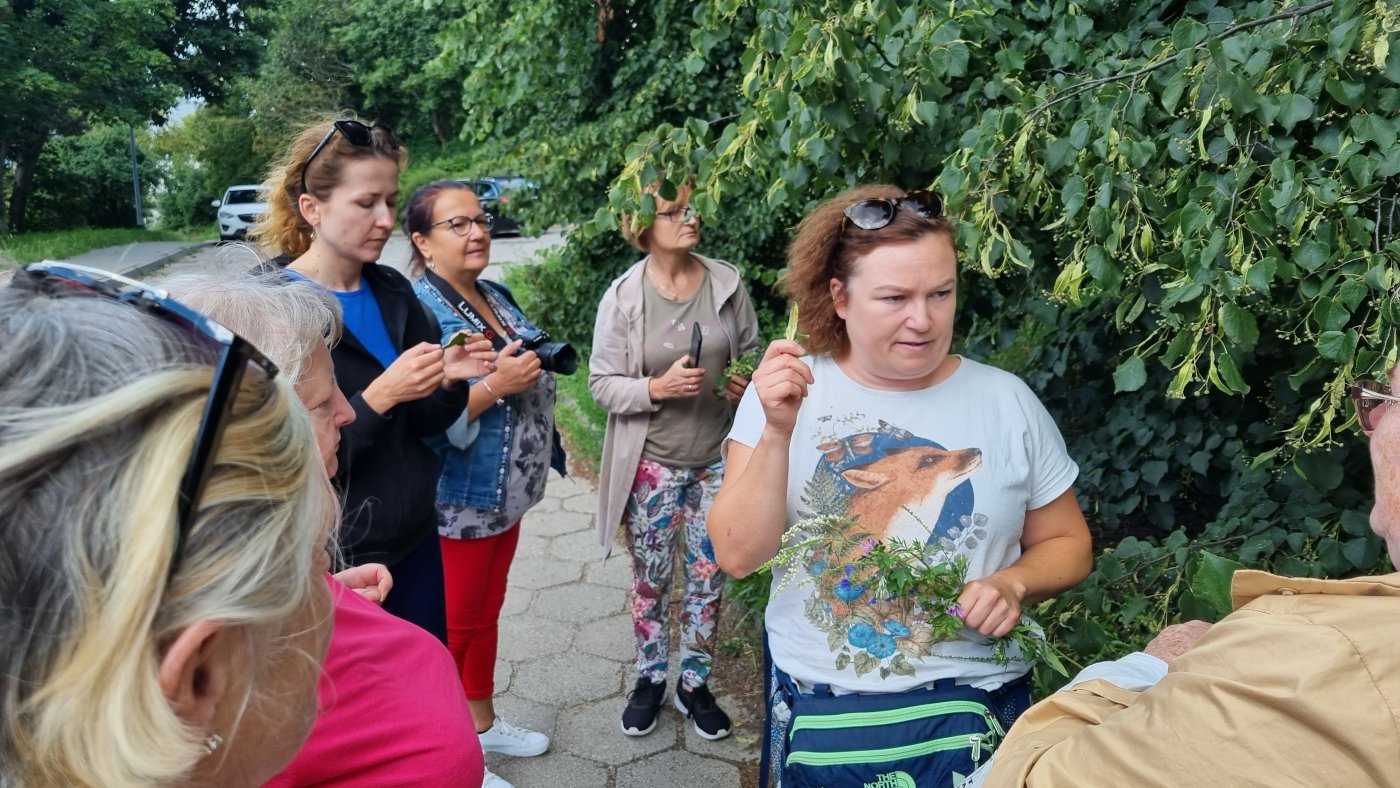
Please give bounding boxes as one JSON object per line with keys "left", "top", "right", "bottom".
{"left": 589, "top": 183, "right": 759, "bottom": 742}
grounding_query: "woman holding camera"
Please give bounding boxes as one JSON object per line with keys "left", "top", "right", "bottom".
{"left": 590, "top": 182, "right": 759, "bottom": 740}
{"left": 403, "top": 181, "right": 566, "bottom": 778}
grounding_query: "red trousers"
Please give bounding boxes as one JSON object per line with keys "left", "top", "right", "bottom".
{"left": 439, "top": 524, "right": 520, "bottom": 699}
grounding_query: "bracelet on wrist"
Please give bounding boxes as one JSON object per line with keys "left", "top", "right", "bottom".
{"left": 481, "top": 377, "right": 505, "bottom": 406}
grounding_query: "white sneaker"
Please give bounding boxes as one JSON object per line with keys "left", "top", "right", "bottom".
{"left": 477, "top": 716, "right": 550, "bottom": 757}
{"left": 482, "top": 767, "right": 514, "bottom": 788}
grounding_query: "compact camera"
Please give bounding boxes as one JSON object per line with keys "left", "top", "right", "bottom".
{"left": 495, "top": 327, "right": 578, "bottom": 375}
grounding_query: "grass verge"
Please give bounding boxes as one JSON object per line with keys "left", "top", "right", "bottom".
{"left": 502, "top": 263, "right": 606, "bottom": 477}
{"left": 0, "top": 227, "right": 213, "bottom": 266}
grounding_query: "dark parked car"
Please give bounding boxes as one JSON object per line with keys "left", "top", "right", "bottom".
{"left": 457, "top": 176, "right": 538, "bottom": 238}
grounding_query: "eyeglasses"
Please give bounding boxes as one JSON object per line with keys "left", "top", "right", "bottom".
{"left": 658, "top": 207, "right": 699, "bottom": 224}
{"left": 1349, "top": 380, "right": 1400, "bottom": 432}
{"left": 842, "top": 190, "right": 944, "bottom": 232}
{"left": 301, "top": 120, "right": 399, "bottom": 194}
{"left": 431, "top": 213, "right": 495, "bottom": 236}
{"left": 14, "top": 262, "right": 280, "bottom": 583}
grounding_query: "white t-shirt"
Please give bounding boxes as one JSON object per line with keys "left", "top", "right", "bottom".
{"left": 727, "top": 355, "right": 1078, "bottom": 694}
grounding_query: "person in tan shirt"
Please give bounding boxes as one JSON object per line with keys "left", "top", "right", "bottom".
{"left": 967, "top": 369, "right": 1400, "bottom": 788}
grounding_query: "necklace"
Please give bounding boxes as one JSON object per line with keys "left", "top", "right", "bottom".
{"left": 646, "top": 261, "right": 694, "bottom": 301}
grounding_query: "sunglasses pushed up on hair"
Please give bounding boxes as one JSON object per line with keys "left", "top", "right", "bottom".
{"left": 301, "top": 120, "right": 400, "bottom": 194}
{"left": 842, "top": 190, "right": 944, "bottom": 232}
{"left": 13, "top": 262, "right": 280, "bottom": 586}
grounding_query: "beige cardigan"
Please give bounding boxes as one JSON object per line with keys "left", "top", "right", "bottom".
{"left": 589, "top": 254, "right": 759, "bottom": 556}
{"left": 984, "top": 570, "right": 1400, "bottom": 787}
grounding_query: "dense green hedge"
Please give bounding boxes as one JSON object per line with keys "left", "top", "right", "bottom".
{"left": 493, "top": 0, "right": 1400, "bottom": 683}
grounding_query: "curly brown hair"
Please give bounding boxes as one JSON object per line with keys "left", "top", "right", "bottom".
{"left": 249, "top": 116, "right": 409, "bottom": 259}
{"left": 780, "top": 184, "right": 957, "bottom": 355}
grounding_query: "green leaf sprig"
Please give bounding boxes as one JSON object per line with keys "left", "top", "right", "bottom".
{"left": 759, "top": 513, "right": 1069, "bottom": 677}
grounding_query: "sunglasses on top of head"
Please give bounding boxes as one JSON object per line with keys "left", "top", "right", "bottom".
{"left": 13, "top": 261, "right": 281, "bottom": 586}
{"left": 841, "top": 190, "right": 944, "bottom": 232}
{"left": 301, "top": 119, "right": 400, "bottom": 194}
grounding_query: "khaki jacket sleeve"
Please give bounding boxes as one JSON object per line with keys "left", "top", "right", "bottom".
{"left": 983, "top": 680, "right": 1143, "bottom": 787}
{"left": 588, "top": 286, "right": 661, "bottom": 416}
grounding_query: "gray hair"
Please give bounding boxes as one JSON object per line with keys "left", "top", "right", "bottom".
{"left": 0, "top": 283, "right": 334, "bottom": 786}
{"left": 158, "top": 269, "right": 343, "bottom": 387}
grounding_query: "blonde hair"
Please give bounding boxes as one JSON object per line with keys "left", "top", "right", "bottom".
{"left": 620, "top": 180, "right": 695, "bottom": 252}
{"left": 250, "top": 116, "right": 409, "bottom": 259}
{"left": 158, "top": 270, "right": 343, "bottom": 386}
{"left": 0, "top": 285, "right": 335, "bottom": 787}
{"left": 781, "top": 184, "right": 957, "bottom": 355}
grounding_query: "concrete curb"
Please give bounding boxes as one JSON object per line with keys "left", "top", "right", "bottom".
{"left": 118, "top": 241, "right": 217, "bottom": 279}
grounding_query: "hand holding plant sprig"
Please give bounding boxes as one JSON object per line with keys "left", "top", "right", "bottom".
{"left": 758, "top": 513, "right": 1068, "bottom": 678}
{"left": 714, "top": 304, "right": 803, "bottom": 398}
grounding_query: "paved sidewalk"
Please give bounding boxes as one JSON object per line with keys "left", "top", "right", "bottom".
{"left": 64, "top": 240, "right": 212, "bottom": 277}
{"left": 488, "top": 472, "right": 759, "bottom": 787}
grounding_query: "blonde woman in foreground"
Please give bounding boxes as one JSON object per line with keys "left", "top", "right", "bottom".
{"left": 0, "top": 263, "right": 335, "bottom": 787}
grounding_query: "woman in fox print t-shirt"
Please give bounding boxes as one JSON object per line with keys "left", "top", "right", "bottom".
{"left": 710, "top": 185, "right": 1092, "bottom": 788}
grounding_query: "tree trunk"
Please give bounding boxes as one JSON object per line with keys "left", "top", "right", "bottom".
{"left": 430, "top": 109, "right": 451, "bottom": 146}
{"left": 0, "top": 139, "right": 9, "bottom": 236}
{"left": 9, "top": 137, "right": 44, "bottom": 234}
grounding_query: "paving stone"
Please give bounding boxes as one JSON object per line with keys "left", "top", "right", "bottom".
{"left": 500, "top": 584, "right": 534, "bottom": 617}
{"left": 508, "top": 555, "right": 585, "bottom": 589}
{"left": 515, "top": 532, "right": 551, "bottom": 558}
{"left": 494, "top": 660, "right": 512, "bottom": 695}
{"left": 513, "top": 653, "right": 622, "bottom": 706}
{"left": 549, "top": 528, "right": 603, "bottom": 561}
{"left": 616, "top": 748, "right": 741, "bottom": 787}
{"left": 527, "top": 508, "right": 591, "bottom": 538}
{"left": 548, "top": 473, "right": 596, "bottom": 498}
{"left": 486, "top": 751, "right": 608, "bottom": 788}
{"left": 555, "top": 696, "right": 677, "bottom": 766}
{"left": 530, "top": 493, "right": 563, "bottom": 512}
{"left": 560, "top": 491, "right": 597, "bottom": 514}
{"left": 497, "top": 614, "right": 576, "bottom": 663}
{"left": 532, "top": 581, "right": 626, "bottom": 623}
{"left": 572, "top": 612, "right": 634, "bottom": 661}
{"left": 584, "top": 553, "right": 635, "bottom": 590}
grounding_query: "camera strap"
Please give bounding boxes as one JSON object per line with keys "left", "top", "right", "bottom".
{"left": 424, "top": 270, "right": 512, "bottom": 345}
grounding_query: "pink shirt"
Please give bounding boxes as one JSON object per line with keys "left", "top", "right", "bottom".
{"left": 265, "top": 577, "right": 484, "bottom": 787}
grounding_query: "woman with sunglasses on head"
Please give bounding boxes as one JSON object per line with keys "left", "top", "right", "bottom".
{"left": 252, "top": 118, "right": 494, "bottom": 643}
{"left": 0, "top": 264, "right": 335, "bottom": 787}
{"left": 400, "top": 181, "right": 566, "bottom": 785}
{"left": 590, "top": 180, "right": 760, "bottom": 741}
{"left": 162, "top": 270, "right": 486, "bottom": 788}
{"left": 708, "top": 185, "right": 1093, "bottom": 787}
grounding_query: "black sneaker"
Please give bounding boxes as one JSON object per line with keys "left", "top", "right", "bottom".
{"left": 674, "top": 683, "right": 732, "bottom": 740}
{"left": 621, "top": 677, "right": 666, "bottom": 736}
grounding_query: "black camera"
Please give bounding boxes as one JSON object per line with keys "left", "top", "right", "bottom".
{"left": 494, "top": 327, "right": 578, "bottom": 375}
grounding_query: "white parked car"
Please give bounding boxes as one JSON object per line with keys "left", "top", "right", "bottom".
{"left": 212, "top": 185, "right": 268, "bottom": 242}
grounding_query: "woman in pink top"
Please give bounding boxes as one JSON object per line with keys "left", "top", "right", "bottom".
{"left": 163, "top": 271, "right": 487, "bottom": 787}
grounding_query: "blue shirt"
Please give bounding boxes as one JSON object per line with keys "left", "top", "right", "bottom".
{"left": 287, "top": 270, "right": 398, "bottom": 369}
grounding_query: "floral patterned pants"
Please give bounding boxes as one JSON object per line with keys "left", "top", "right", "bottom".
{"left": 623, "top": 457, "right": 726, "bottom": 690}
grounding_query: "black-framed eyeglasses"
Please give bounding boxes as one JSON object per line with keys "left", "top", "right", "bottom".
{"left": 13, "top": 262, "right": 280, "bottom": 583}
{"left": 1349, "top": 380, "right": 1400, "bottom": 432}
{"left": 842, "top": 190, "right": 944, "bottom": 232}
{"left": 431, "top": 213, "right": 495, "bottom": 236}
{"left": 658, "top": 206, "right": 699, "bottom": 224}
{"left": 300, "top": 120, "right": 399, "bottom": 194}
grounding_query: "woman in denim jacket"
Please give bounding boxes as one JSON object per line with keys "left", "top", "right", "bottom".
{"left": 403, "top": 181, "right": 565, "bottom": 788}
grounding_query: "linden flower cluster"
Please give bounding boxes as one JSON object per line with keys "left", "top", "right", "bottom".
{"left": 760, "top": 514, "right": 1068, "bottom": 678}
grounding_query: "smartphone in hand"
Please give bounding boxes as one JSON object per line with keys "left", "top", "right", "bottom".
{"left": 686, "top": 322, "right": 703, "bottom": 368}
